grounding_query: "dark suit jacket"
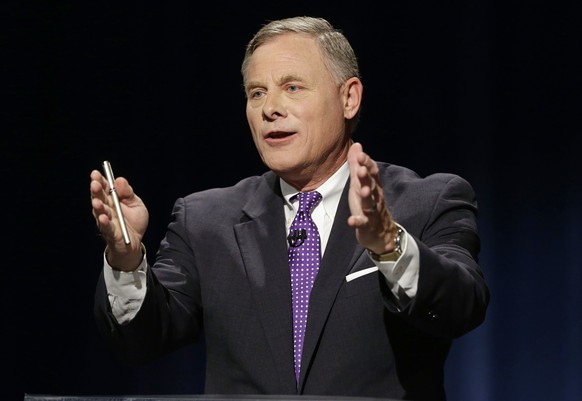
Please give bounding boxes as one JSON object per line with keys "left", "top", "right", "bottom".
{"left": 95, "top": 162, "right": 489, "bottom": 401}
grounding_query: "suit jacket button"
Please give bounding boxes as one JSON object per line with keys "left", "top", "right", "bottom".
{"left": 427, "top": 310, "right": 439, "bottom": 320}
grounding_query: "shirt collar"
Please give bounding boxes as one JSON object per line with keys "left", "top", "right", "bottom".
{"left": 280, "top": 161, "right": 349, "bottom": 213}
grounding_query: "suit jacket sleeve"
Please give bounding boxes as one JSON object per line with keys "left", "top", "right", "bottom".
{"left": 380, "top": 168, "right": 489, "bottom": 339}
{"left": 94, "top": 196, "right": 204, "bottom": 364}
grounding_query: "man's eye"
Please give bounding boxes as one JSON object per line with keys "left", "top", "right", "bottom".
{"left": 250, "top": 91, "right": 264, "bottom": 99}
{"left": 287, "top": 85, "right": 300, "bottom": 93}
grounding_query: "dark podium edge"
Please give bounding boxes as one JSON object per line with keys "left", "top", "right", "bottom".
{"left": 24, "top": 394, "right": 403, "bottom": 401}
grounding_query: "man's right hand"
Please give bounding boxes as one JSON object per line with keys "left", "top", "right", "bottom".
{"left": 90, "top": 169, "right": 149, "bottom": 271}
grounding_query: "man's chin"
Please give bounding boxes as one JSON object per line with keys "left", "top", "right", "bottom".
{"left": 262, "top": 153, "right": 300, "bottom": 172}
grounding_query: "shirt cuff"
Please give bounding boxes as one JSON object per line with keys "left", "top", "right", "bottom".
{"left": 103, "top": 246, "right": 148, "bottom": 324}
{"left": 367, "top": 225, "right": 420, "bottom": 303}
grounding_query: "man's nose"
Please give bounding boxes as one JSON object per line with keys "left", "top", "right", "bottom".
{"left": 262, "top": 93, "right": 287, "bottom": 120}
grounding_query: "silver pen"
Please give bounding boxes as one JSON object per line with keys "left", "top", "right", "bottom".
{"left": 102, "top": 160, "right": 131, "bottom": 245}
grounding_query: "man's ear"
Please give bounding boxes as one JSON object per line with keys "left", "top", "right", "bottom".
{"left": 342, "top": 77, "right": 363, "bottom": 119}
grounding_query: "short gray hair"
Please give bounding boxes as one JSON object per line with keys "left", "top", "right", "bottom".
{"left": 242, "top": 16, "right": 360, "bottom": 85}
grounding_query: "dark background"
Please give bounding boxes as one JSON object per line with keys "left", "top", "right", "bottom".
{"left": 3, "top": 1, "right": 581, "bottom": 401}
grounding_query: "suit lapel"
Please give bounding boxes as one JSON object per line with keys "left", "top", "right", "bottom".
{"left": 298, "top": 180, "right": 366, "bottom": 388}
{"left": 233, "top": 174, "right": 296, "bottom": 392}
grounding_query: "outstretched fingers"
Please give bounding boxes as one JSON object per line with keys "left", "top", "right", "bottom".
{"left": 347, "top": 143, "right": 381, "bottom": 226}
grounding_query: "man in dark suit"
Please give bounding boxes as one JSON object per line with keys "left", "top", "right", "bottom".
{"left": 90, "top": 16, "right": 489, "bottom": 401}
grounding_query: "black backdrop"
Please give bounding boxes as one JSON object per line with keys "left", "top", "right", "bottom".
{"left": 4, "top": 1, "right": 581, "bottom": 401}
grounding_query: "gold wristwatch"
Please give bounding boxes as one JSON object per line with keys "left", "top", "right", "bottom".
{"left": 368, "top": 227, "right": 404, "bottom": 262}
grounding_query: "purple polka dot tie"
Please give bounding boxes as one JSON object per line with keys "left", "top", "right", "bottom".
{"left": 287, "top": 191, "right": 322, "bottom": 383}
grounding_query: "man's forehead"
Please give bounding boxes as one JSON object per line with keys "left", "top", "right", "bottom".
{"left": 246, "top": 36, "right": 327, "bottom": 82}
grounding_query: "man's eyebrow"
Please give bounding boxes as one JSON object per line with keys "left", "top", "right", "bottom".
{"left": 244, "top": 75, "right": 304, "bottom": 93}
{"left": 277, "top": 74, "right": 302, "bottom": 85}
{"left": 244, "top": 80, "right": 261, "bottom": 92}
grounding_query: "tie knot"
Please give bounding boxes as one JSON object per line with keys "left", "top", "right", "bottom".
{"left": 293, "top": 191, "right": 322, "bottom": 214}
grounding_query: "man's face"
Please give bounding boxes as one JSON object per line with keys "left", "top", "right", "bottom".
{"left": 244, "top": 33, "right": 351, "bottom": 189}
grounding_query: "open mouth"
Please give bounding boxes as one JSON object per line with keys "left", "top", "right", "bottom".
{"left": 266, "top": 131, "right": 296, "bottom": 140}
